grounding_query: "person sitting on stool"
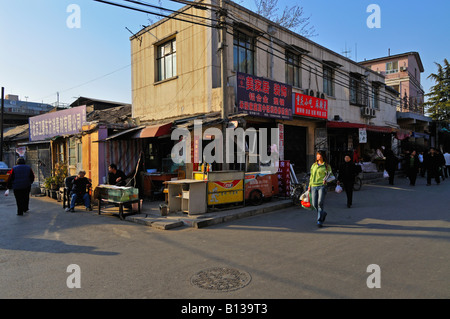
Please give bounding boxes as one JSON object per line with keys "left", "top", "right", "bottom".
{"left": 68, "top": 170, "right": 92, "bottom": 212}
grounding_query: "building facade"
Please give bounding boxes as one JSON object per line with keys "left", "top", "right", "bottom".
{"left": 360, "top": 52, "right": 431, "bottom": 147}
{"left": 131, "top": 0, "right": 399, "bottom": 173}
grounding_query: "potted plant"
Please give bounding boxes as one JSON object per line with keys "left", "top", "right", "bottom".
{"left": 43, "top": 176, "right": 55, "bottom": 196}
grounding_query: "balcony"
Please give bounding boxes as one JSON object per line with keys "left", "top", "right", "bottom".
{"left": 396, "top": 96, "right": 425, "bottom": 116}
{"left": 385, "top": 70, "right": 424, "bottom": 93}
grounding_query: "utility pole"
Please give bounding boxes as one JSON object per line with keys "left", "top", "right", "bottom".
{"left": 218, "top": 0, "right": 229, "bottom": 170}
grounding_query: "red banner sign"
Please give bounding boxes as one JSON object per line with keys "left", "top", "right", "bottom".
{"left": 293, "top": 93, "right": 328, "bottom": 119}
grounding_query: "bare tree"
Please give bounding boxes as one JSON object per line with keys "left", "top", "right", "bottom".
{"left": 253, "top": 0, "right": 317, "bottom": 38}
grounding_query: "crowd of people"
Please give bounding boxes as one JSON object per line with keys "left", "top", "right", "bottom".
{"left": 307, "top": 147, "right": 450, "bottom": 228}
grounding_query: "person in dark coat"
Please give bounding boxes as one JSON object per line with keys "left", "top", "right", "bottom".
{"left": 404, "top": 150, "right": 420, "bottom": 186}
{"left": 108, "top": 163, "right": 127, "bottom": 186}
{"left": 68, "top": 170, "right": 92, "bottom": 212}
{"left": 384, "top": 149, "right": 398, "bottom": 185}
{"left": 337, "top": 154, "right": 359, "bottom": 208}
{"left": 7, "top": 157, "right": 35, "bottom": 215}
{"left": 424, "top": 148, "right": 441, "bottom": 186}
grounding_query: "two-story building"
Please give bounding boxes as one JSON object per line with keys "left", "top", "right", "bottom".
{"left": 130, "top": 0, "right": 399, "bottom": 174}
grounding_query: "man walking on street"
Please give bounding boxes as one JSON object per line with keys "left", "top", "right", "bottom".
{"left": 7, "top": 157, "right": 35, "bottom": 216}
{"left": 444, "top": 150, "right": 450, "bottom": 179}
{"left": 424, "top": 148, "right": 440, "bottom": 186}
{"left": 405, "top": 150, "right": 420, "bottom": 186}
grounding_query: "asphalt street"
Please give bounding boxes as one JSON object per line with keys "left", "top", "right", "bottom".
{"left": 0, "top": 174, "right": 449, "bottom": 299}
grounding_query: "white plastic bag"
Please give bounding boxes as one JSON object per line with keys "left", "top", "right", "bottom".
{"left": 383, "top": 170, "right": 389, "bottom": 178}
{"left": 4, "top": 189, "right": 9, "bottom": 196}
{"left": 300, "top": 191, "right": 309, "bottom": 203}
{"left": 335, "top": 185, "right": 343, "bottom": 194}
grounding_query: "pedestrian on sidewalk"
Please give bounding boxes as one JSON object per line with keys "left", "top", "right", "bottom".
{"left": 385, "top": 149, "right": 398, "bottom": 185}
{"left": 405, "top": 150, "right": 420, "bottom": 186}
{"left": 337, "top": 154, "right": 359, "bottom": 208}
{"left": 418, "top": 151, "right": 425, "bottom": 177}
{"left": 308, "top": 150, "right": 334, "bottom": 228}
{"left": 444, "top": 150, "right": 450, "bottom": 179}
{"left": 436, "top": 150, "right": 446, "bottom": 181}
{"left": 7, "top": 157, "right": 35, "bottom": 216}
{"left": 424, "top": 147, "right": 440, "bottom": 186}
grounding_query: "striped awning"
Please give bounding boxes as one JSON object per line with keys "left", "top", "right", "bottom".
{"left": 132, "top": 123, "right": 172, "bottom": 138}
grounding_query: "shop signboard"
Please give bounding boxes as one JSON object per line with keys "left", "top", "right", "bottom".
{"left": 236, "top": 72, "right": 292, "bottom": 120}
{"left": 207, "top": 179, "right": 244, "bottom": 205}
{"left": 29, "top": 105, "right": 87, "bottom": 142}
{"left": 359, "top": 128, "right": 367, "bottom": 143}
{"left": 293, "top": 92, "right": 328, "bottom": 119}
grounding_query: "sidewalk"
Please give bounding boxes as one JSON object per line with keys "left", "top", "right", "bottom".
{"left": 97, "top": 173, "right": 396, "bottom": 230}
{"left": 122, "top": 197, "right": 293, "bottom": 230}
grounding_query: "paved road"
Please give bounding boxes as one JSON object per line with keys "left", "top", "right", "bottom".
{"left": 0, "top": 174, "right": 449, "bottom": 299}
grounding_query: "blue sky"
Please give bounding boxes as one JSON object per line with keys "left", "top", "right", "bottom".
{"left": 0, "top": 0, "right": 448, "bottom": 105}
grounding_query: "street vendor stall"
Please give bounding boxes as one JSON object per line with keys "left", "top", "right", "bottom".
{"left": 96, "top": 185, "right": 140, "bottom": 220}
{"left": 193, "top": 170, "right": 245, "bottom": 208}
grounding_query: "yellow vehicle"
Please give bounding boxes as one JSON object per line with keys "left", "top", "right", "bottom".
{"left": 0, "top": 162, "right": 12, "bottom": 188}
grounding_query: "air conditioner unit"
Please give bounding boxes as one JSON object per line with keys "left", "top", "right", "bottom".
{"left": 400, "top": 66, "right": 408, "bottom": 72}
{"left": 361, "top": 107, "right": 371, "bottom": 117}
{"left": 309, "top": 89, "right": 315, "bottom": 97}
{"left": 370, "top": 109, "right": 376, "bottom": 117}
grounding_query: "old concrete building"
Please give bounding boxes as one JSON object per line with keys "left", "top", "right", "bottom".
{"left": 130, "top": 0, "right": 399, "bottom": 172}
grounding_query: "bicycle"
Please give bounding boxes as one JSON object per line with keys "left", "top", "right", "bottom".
{"left": 291, "top": 172, "right": 310, "bottom": 206}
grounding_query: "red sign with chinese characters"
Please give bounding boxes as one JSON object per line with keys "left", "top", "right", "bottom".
{"left": 293, "top": 93, "right": 328, "bottom": 119}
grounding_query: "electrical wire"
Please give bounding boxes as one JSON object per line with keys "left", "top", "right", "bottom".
{"left": 97, "top": 0, "right": 407, "bottom": 107}
{"left": 123, "top": 0, "right": 219, "bottom": 24}
{"left": 94, "top": 0, "right": 219, "bottom": 29}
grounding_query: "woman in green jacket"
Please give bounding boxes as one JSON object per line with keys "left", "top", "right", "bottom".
{"left": 308, "top": 150, "right": 333, "bottom": 227}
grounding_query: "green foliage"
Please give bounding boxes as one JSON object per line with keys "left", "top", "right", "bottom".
{"left": 425, "top": 59, "right": 450, "bottom": 122}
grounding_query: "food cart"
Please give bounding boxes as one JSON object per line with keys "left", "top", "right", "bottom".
{"left": 244, "top": 171, "right": 279, "bottom": 205}
{"left": 193, "top": 170, "right": 245, "bottom": 208}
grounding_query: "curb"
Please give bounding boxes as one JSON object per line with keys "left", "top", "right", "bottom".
{"left": 125, "top": 199, "right": 293, "bottom": 230}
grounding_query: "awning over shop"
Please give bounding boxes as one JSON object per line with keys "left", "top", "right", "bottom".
{"left": 93, "top": 126, "right": 145, "bottom": 143}
{"left": 327, "top": 121, "right": 396, "bottom": 133}
{"left": 132, "top": 123, "right": 172, "bottom": 138}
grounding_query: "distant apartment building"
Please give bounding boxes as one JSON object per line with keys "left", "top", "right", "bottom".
{"left": 2, "top": 94, "right": 53, "bottom": 127}
{"left": 360, "top": 52, "right": 431, "bottom": 145}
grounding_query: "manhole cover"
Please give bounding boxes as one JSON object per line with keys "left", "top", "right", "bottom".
{"left": 191, "top": 267, "right": 251, "bottom": 292}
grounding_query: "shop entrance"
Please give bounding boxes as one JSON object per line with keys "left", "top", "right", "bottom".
{"left": 284, "top": 125, "right": 307, "bottom": 173}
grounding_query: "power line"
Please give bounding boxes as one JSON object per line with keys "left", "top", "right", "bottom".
{"left": 94, "top": 0, "right": 219, "bottom": 29}
{"left": 123, "top": 0, "right": 218, "bottom": 24}
{"left": 39, "top": 64, "right": 131, "bottom": 101}
{"left": 98, "top": 0, "right": 400, "bottom": 106}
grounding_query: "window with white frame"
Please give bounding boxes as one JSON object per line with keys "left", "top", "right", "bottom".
{"left": 156, "top": 38, "right": 177, "bottom": 82}
{"left": 385, "top": 61, "right": 398, "bottom": 74}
